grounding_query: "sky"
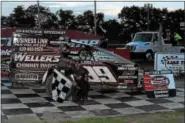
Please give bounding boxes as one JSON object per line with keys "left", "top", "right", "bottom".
{"left": 1, "top": 1, "right": 184, "bottom": 20}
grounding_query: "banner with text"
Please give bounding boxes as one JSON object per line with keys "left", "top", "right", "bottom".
{"left": 154, "top": 53, "right": 184, "bottom": 73}
{"left": 144, "top": 71, "right": 176, "bottom": 98}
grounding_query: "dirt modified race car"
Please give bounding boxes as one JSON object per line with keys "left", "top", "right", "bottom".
{"left": 9, "top": 29, "right": 144, "bottom": 102}
{"left": 41, "top": 40, "right": 145, "bottom": 101}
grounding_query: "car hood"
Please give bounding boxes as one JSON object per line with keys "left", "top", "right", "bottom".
{"left": 126, "top": 41, "right": 150, "bottom": 46}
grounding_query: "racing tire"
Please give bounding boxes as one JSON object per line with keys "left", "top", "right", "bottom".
{"left": 145, "top": 50, "right": 153, "bottom": 61}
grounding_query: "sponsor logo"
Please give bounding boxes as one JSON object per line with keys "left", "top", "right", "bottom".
{"left": 14, "top": 38, "right": 48, "bottom": 44}
{"left": 13, "top": 38, "right": 48, "bottom": 47}
{"left": 19, "top": 47, "right": 44, "bottom": 52}
{"left": 1, "top": 49, "right": 11, "bottom": 56}
{"left": 14, "top": 53, "right": 60, "bottom": 63}
{"left": 16, "top": 29, "right": 66, "bottom": 35}
{"left": 122, "top": 71, "right": 136, "bottom": 76}
{"left": 154, "top": 90, "right": 169, "bottom": 98}
{"left": 151, "top": 76, "right": 170, "bottom": 88}
{"left": 1, "top": 64, "right": 9, "bottom": 72}
{"left": 124, "top": 80, "right": 134, "bottom": 83}
{"left": 160, "top": 55, "right": 184, "bottom": 71}
{"left": 71, "top": 39, "right": 100, "bottom": 47}
{"left": 118, "top": 67, "right": 137, "bottom": 70}
{"left": 15, "top": 73, "right": 39, "bottom": 81}
{"left": 118, "top": 76, "right": 138, "bottom": 79}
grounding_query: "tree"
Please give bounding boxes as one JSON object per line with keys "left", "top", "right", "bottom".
{"left": 5, "top": 4, "right": 58, "bottom": 28}
{"left": 103, "top": 19, "right": 121, "bottom": 41}
{"left": 75, "top": 10, "right": 105, "bottom": 34}
{"left": 1, "top": 16, "right": 9, "bottom": 27}
{"left": 83, "top": 10, "right": 94, "bottom": 27}
{"left": 8, "top": 5, "right": 31, "bottom": 27}
{"left": 56, "top": 9, "right": 75, "bottom": 29}
{"left": 96, "top": 13, "right": 106, "bottom": 36}
{"left": 26, "top": 4, "right": 57, "bottom": 28}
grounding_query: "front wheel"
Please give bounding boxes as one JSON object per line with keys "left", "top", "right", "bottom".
{"left": 145, "top": 51, "right": 153, "bottom": 61}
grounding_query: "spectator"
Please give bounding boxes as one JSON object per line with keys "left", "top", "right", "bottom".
{"left": 174, "top": 32, "right": 182, "bottom": 45}
{"left": 123, "top": 28, "right": 131, "bottom": 43}
{"left": 170, "top": 31, "right": 176, "bottom": 46}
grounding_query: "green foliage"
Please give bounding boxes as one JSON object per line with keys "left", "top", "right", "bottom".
{"left": 2, "top": 4, "right": 184, "bottom": 42}
{"left": 62, "top": 111, "right": 184, "bottom": 123}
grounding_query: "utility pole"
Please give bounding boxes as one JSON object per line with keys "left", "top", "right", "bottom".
{"left": 144, "top": 3, "right": 152, "bottom": 31}
{"left": 94, "top": 0, "right": 97, "bottom": 35}
{"left": 159, "top": 22, "right": 163, "bottom": 52}
{"left": 37, "top": 0, "right": 41, "bottom": 29}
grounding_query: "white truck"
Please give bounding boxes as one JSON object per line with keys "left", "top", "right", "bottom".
{"left": 125, "top": 31, "right": 184, "bottom": 61}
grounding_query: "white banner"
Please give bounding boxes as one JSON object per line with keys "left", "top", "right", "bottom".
{"left": 144, "top": 71, "right": 176, "bottom": 98}
{"left": 150, "top": 74, "right": 175, "bottom": 89}
{"left": 154, "top": 53, "right": 184, "bottom": 73}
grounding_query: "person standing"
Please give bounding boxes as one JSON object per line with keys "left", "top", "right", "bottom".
{"left": 174, "top": 32, "right": 182, "bottom": 45}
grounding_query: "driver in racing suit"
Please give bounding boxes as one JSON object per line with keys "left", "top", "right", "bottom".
{"left": 71, "top": 62, "right": 90, "bottom": 104}
{"left": 58, "top": 39, "right": 90, "bottom": 103}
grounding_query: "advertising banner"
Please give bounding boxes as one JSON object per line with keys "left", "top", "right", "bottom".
{"left": 154, "top": 53, "right": 184, "bottom": 73}
{"left": 144, "top": 71, "right": 176, "bottom": 98}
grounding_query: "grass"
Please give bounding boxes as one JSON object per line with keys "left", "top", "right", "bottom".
{"left": 63, "top": 111, "right": 184, "bottom": 123}
{"left": 4, "top": 110, "right": 184, "bottom": 123}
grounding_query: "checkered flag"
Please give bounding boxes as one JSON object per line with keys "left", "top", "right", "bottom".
{"left": 51, "top": 69, "right": 73, "bottom": 103}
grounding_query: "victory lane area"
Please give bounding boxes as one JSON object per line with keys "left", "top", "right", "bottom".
{"left": 1, "top": 79, "right": 184, "bottom": 123}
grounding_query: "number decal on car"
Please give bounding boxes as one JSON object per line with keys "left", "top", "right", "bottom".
{"left": 83, "top": 66, "right": 117, "bottom": 83}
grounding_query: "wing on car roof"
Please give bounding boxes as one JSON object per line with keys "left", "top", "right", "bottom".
{"left": 71, "top": 40, "right": 135, "bottom": 65}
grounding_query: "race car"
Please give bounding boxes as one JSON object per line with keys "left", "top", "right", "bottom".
{"left": 42, "top": 40, "right": 145, "bottom": 101}
{"left": 8, "top": 29, "right": 144, "bottom": 102}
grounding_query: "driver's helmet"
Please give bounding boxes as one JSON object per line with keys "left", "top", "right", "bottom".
{"left": 60, "top": 37, "right": 72, "bottom": 58}
{"left": 61, "top": 43, "right": 70, "bottom": 58}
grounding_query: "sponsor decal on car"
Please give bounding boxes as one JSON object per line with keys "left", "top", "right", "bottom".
{"left": 14, "top": 53, "right": 60, "bottom": 63}
{"left": 15, "top": 73, "right": 39, "bottom": 81}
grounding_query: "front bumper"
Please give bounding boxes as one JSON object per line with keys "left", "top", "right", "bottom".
{"left": 130, "top": 52, "right": 146, "bottom": 59}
